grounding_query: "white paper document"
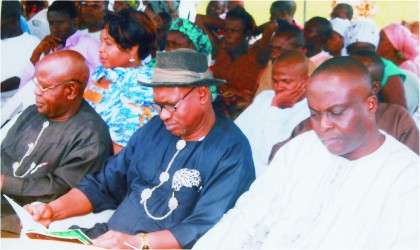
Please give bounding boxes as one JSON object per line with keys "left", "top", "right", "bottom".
{"left": 3, "top": 194, "right": 47, "bottom": 230}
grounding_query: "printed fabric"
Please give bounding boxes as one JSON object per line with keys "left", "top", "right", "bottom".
{"left": 84, "top": 65, "right": 157, "bottom": 147}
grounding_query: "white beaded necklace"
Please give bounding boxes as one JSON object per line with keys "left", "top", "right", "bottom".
{"left": 12, "top": 121, "right": 49, "bottom": 178}
{"left": 140, "top": 139, "right": 186, "bottom": 220}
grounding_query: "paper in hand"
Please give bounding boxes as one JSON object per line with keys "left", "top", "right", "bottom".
{"left": 3, "top": 194, "right": 47, "bottom": 230}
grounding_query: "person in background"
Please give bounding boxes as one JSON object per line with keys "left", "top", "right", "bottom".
{"left": 197, "top": 6, "right": 271, "bottom": 120}
{"left": 194, "top": 56, "right": 419, "bottom": 249}
{"left": 303, "top": 17, "right": 333, "bottom": 66}
{"left": 206, "top": 0, "right": 227, "bottom": 19}
{"left": 23, "top": 49, "right": 255, "bottom": 250}
{"left": 254, "top": 24, "right": 317, "bottom": 98}
{"left": 269, "top": 49, "right": 419, "bottom": 162}
{"left": 344, "top": 20, "right": 409, "bottom": 111}
{"left": 331, "top": 3, "right": 353, "bottom": 20}
{"left": 19, "top": 1, "right": 101, "bottom": 90}
{"left": 83, "top": 8, "right": 157, "bottom": 155}
{"left": 24, "top": 1, "right": 47, "bottom": 20}
{"left": 325, "top": 17, "right": 350, "bottom": 57}
{"left": 80, "top": 1, "right": 108, "bottom": 38}
{"left": 376, "top": 23, "right": 419, "bottom": 77}
{"left": 156, "top": 12, "right": 174, "bottom": 51}
{"left": 26, "top": 2, "right": 50, "bottom": 41}
{"left": 270, "top": 1, "right": 302, "bottom": 30}
{"left": 1, "top": 50, "right": 113, "bottom": 238}
{"left": 113, "top": 0, "right": 140, "bottom": 12}
{"left": 236, "top": 50, "right": 310, "bottom": 177}
{"left": 1, "top": 0, "right": 40, "bottom": 107}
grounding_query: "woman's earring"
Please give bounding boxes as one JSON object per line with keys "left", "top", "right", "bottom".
{"left": 129, "top": 55, "right": 135, "bottom": 63}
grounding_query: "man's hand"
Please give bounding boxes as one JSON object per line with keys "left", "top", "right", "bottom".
{"left": 92, "top": 230, "right": 142, "bottom": 249}
{"left": 23, "top": 203, "right": 54, "bottom": 228}
{"left": 30, "top": 35, "right": 62, "bottom": 65}
{"left": 271, "top": 83, "right": 305, "bottom": 108}
{"left": 0, "top": 174, "right": 4, "bottom": 191}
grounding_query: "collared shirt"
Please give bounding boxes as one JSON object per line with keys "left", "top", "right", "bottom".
{"left": 19, "top": 30, "right": 101, "bottom": 90}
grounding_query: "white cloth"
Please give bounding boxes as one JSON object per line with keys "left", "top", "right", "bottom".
{"left": 330, "top": 17, "right": 351, "bottom": 37}
{"left": 1, "top": 33, "right": 40, "bottom": 107}
{"left": 27, "top": 9, "right": 50, "bottom": 41}
{"left": 80, "top": 29, "right": 101, "bottom": 39}
{"left": 194, "top": 130, "right": 419, "bottom": 249}
{"left": 344, "top": 19, "right": 380, "bottom": 49}
{"left": 235, "top": 90, "right": 310, "bottom": 177}
{"left": 309, "top": 50, "right": 333, "bottom": 67}
{"left": 401, "top": 69, "right": 420, "bottom": 115}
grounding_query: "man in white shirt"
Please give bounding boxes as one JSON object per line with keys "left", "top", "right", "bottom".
{"left": 194, "top": 56, "right": 419, "bottom": 249}
{"left": 1, "top": 1, "right": 40, "bottom": 107}
{"left": 235, "top": 50, "right": 310, "bottom": 177}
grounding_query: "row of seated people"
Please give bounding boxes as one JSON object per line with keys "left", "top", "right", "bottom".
{"left": 1, "top": 0, "right": 419, "bottom": 249}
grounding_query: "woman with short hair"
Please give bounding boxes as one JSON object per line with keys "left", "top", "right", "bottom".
{"left": 84, "top": 8, "right": 157, "bottom": 154}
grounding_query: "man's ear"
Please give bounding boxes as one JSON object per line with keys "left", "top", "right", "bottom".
{"left": 301, "top": 75, "right": 309, "bottom": 87}
{"left": 197, "top": 86, "right": 210, "bottom": 105}
{"left": 66, "top": 82, "right": 79, "bottom": 101}
{"left": 372, "top": 80, "right": 381, "bottom": 95}
{"left": 72, "top": 17, "right": 79, "bottom": 29}
{"left": 366, "top": 95, "right": 378, "bottom": 117}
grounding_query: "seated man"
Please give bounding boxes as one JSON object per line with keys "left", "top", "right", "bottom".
{"left": 303, "top": 16, "right": 333, "bottom": 67}
{"left": 235, "top": 50, "right": 310, "bottom": 177}
{"left": 80, "top": 1, "right": 108, "bottom": 38}
{"left": 194, "top": 57, "right": 419, "bottom": 249}
{"left": 24, "top": 49, "right": 256, "bottom": 249}
{"left": 1, "top": 1, "right": 40, "bottom": 107}
{"left": 269, "top": 50, "right": 419, "bottom": 162}
{"left": 1, "top": 50, "right": 113, "bottom": 237}
{"left": 254, "top": 24, "right": 317, "bottom": 98}
{"left": 20, "top": 1, "right": 101, "bottom": 90}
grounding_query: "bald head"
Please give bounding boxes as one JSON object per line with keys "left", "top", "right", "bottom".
{"left": 311, "top": 56, "right": 373, "bottom": 95}
{"left": 37, "top": 50, "right": 90, "bottom": 96}
{"left": 274, "top": 50, "right": 308, "bottom": 76}
{"left": 34, "top": 50, "right": 90, "bottom": 121}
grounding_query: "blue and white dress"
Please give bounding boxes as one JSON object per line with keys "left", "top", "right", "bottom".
{"left": 84, "top": 65, "right": 157, "bottom": 147}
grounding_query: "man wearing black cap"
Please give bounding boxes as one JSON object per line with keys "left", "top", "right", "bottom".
{"left": 23, "top": 49, "right": 256, "bottom": 249}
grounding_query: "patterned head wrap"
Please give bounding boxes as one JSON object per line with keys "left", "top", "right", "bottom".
{"left": 383, "top": 23, "right": 419, "bottom": 61}
{"left": 344, "top": 20, "right": 379, "bottom": 49}
{"left": 169, "top": 18, "right": 212, "bottom": 56}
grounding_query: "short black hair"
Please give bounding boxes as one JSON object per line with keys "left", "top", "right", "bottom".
{"left": 275, "top": 24, "right": 304, "bottom": 48}
{"left": 226, "top": 5, "right": 254, "bottom": 32}
{"left": 157, "top": 12, "right": 174, "bottom": 27}
{"left": 104, "top": 8, "right": 157, "bottom": 60}
{"left": 271, "top": 1, "right": 291, "bottom": 15}
{"left": 312, "top": 56, "right": 373, "bottom": 92}
{"left": 307, "top": 16, "right": 333, "bottom": 41}
{"left": 348, "top": 49, "right": 385, "bottom": 82}
{"left": 48, "top": 1, "right": 78, "bottom": 19}
{"left": 334, "top": 3, "right": 353, "bottom": 20}
{"left": 1, "top": 0, "right": 22, "bottom": 19}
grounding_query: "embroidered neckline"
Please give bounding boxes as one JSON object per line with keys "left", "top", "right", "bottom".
{"left": 140, "top": 139, "right": 186, "bottom": 220}
{"left": 12, "top": 121, "right": 49, "bottom": 178}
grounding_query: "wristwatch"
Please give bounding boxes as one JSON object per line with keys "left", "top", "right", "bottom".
{"left": 139, "top": 233, "right": 151, "bottom": 250}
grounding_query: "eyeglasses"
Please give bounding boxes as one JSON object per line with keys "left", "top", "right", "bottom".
{"left": 80, "top": 2, "right": 103, "bottom": 9}
{"left": 151, "top": 87, "right": 196, "bottom": 113}
{"left": 32, "top": 77, "right": 83, "bottom": 93}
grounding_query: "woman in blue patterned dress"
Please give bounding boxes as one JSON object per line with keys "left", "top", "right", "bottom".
{"left": 84, "top": 8, "right": 158, "bottom": 154}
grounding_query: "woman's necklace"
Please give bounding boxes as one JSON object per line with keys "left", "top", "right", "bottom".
{"left": 12, "top": 121, "right": 49, "bottom": 178}
{"left": 140, "top": 139, "right": 186, "bottom": 220}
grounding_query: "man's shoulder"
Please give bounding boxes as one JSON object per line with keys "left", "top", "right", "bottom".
{"left": 72, "top": 31, "right": 100, "bottom": 46}
{"left": 381, "top": 132, "right": 419, "bottom": 160}
{"left": 212, "top": 110, "right": 252, "bottom": 147}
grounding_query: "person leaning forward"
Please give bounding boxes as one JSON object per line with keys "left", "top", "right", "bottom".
{"left": 23, "top": 49, "right": 256, "bottom": 249}
{"left": 194, "top": 57, "right": 419, "bottom": 249}
{"left": 1, "top": 50, "right": 113, "bottom": 237}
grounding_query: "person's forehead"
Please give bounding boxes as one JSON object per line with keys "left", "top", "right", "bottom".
{"left": 226, "top": 18, "right": 245, "bottom": 29}
{"left": 274, "top": 60, "right": 304, "bottom": 76}
{"left": 47, "top": 11, "right": 71, "bottom": 21}
{"left": 271, "top": 34, "right": 294, "bottom": 47}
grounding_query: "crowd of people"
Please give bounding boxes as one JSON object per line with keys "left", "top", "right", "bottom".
{"left": 1, "top": 0, "right": 419, "bottom": 249}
